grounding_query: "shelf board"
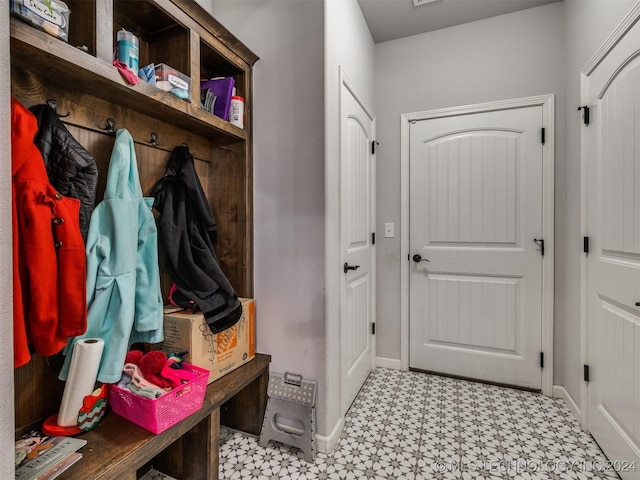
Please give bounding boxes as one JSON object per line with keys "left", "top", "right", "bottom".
{"left": 10, "top": 18, "right": 246, "bottom": 142}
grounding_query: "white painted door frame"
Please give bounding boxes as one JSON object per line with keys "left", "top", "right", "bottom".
{"left": 399, "top": 94, "right": 555, "bottom": 396}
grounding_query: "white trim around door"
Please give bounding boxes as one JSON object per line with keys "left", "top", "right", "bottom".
{"left": 400, "top": 94, "right": 555, "bottom": 396}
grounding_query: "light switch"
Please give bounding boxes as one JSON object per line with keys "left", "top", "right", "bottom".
{"left": 384, "top": 223, "right": 394, "bottom": 238}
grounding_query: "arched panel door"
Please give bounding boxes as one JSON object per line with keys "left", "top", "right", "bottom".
{"left": 409, "top": 105, "right": 544, "bottom": 390}
{"left": 584, "top": 14, "right": 640, "bottom": 475}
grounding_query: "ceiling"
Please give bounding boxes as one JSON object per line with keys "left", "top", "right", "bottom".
{"left": 357, "top": 0, "right": 562, "bottom": 43}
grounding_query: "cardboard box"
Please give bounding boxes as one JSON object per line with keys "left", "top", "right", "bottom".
{"left": 160, "top": 298, "right": 255, "bottom": 384}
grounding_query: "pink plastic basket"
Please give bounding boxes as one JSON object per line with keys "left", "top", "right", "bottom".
{"left": 109, "top": 363, "right": 209, "bottom": 434}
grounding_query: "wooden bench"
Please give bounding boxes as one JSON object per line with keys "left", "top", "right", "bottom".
{"left": 57, "top": 353, "right": 270, "bottom": 480}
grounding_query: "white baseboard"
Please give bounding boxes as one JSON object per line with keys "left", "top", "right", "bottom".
{"left": 553, "top": 385, "right": 581, "bottom": 423}
{"left": 376, "top": 356, "right": 404, "bottom": 370}
{"left": 316, "top": 416, "right": 344, "bottom": 454}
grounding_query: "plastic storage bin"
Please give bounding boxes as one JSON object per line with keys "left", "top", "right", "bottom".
{"left": 109, "top": 363, "right": 209, "bottom": 434}
{"left": 155, "top": 63, "right": 191, "bottom": 102}
{"left": 10, "top": 0, "right": 70, "bottom": 42}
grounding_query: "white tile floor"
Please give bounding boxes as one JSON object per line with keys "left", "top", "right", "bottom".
{"left": 219, "top": 368, "right": 622, "bottom": 479}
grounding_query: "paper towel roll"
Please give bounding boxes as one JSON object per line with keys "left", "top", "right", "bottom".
{"left": 58, "top": 338, "right": 105, "bottom": 427}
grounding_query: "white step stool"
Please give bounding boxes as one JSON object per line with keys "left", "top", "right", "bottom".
{"left": 259, "top": 372, "right": 317, "bottom": 462}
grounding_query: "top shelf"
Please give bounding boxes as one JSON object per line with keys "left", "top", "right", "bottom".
{"left": 10, "top": 0, "right": 257, "bottom": 142}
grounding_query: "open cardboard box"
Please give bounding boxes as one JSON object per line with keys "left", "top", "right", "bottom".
{"left": 159, "top": 298, "right": 255, "bottom": 384}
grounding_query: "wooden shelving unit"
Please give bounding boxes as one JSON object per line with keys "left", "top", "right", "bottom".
{"left": 10, "top": 1, "right": 262, "bottom": 478}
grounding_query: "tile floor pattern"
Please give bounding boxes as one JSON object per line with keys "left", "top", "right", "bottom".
{"left": 219, "top": 368, "right": 623, "bottom": 480}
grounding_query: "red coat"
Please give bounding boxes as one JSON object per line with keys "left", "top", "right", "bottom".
{"left": 11, "top": 97, "right": 87, "bottom": 367}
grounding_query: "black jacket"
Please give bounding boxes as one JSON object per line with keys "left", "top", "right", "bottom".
{"left": 151, "top": 145, "right": 242, "bottom": 334}
{"left": 30, "top": 104, "right": 98, "bottom": 241}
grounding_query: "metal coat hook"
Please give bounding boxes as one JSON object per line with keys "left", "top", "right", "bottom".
{"left": 149, "top": 132, "right": 163, "bottom": 147}
{"left": 101, "top": 118, "right": 117, "bottom": 136}
{"left": 46, "top": 99, "right": 70, "bottom": 118}
{"left": 181, "top": 142, "right": 194, "bottom": 156}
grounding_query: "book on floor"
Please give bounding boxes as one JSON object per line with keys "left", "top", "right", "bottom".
{"left": 15, "top": 430, "right": 86, "bottom": 480}
{"left": 36, "top": 452, "right": 82, "bottom": 480}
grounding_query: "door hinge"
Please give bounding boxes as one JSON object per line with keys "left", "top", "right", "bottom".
{"left": 541, "top": 127, "right": 546, "bottom": 145}
{"left": 540, "top": 352, "right": 544, "bottom": 369}
{"left": 371, "top": 323, "right": 376, "bottom": 335}
{"left": 584, "top": 364, "right": 590, "bottom": 382}
{"left": 534, "top": 238, "right": 545, "bottom": 256}
{"left": 578, "top": 106, "right": 590, "bottom": 126}
{"left": 372, "top": 232, "right": 376, "bottom": 245}
{"left": 372, "top": 141, "right": 379, "bottom": 155}
{"left": 583, "top": 236, "right": 589, "bottom": 254}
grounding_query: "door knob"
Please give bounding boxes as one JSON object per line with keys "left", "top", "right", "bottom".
{"left": 412, "top": 254, "right": 430, "bottom": 263}
{"left": 344, "top": 263, "right": 360, "bottom": 273}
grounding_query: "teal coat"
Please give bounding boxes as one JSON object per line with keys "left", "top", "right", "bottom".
{"left": 60, "top": 129, "right": 164, "bottom": 384}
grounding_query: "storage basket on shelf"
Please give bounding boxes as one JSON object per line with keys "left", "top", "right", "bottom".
{"left": 109, "top": 363, "right": 209, "bottom": 434}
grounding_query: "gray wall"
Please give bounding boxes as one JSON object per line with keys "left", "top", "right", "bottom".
{"left": 3, "top": 2, "right": 639, "bottom": 473}
{"left": 209, "top": 0, "right": 375, "bottom": 446}
{"left": 374, "top": 2, "right": 565, "bottom": 363}
{"left": 1, "top": 1, "right": 14, "bottom": 476}
{"left": 374, "top": 0, "right": 639, "bottom": 408}
{"left": 208, "top": 0, "right": 330, "bottom": 436}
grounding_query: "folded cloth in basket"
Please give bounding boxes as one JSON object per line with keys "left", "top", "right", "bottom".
{"left": 129, "top": 382, "right": 164, "bottom": 399}
{"left": 123, "top": 363, "right": 166, "bottom": 398}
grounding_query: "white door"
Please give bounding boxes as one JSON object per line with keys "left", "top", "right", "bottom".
{"left": 584, "top": 12, "right": 640, "bottom": 476}
{"left": 409, "top": 105, "right": 544, "bottom": 390}
{"left": 340, "top": 73, "right": 375, "bottom": 415}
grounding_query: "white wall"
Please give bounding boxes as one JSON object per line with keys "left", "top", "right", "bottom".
{"left": 560, "top": 0, "right": 635, "bottom": 409}
{"left": 374, "top": 2, "right": 565, "bottom": 363}
{"left": 325, "top": 0, "right": 375, "bottom": 449}
{"left": 207, "top": 0, "right": 330, "bottom": 438}
{"left": 1, "top": 2, "right": 15, "bottom": 478}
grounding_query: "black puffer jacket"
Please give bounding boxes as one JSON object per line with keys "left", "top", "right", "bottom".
{"left": 30, "top": 104, "right": 98, "bottom": 241}
{"left": 151, "top": 145, "right": 242, "bottom": 334}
